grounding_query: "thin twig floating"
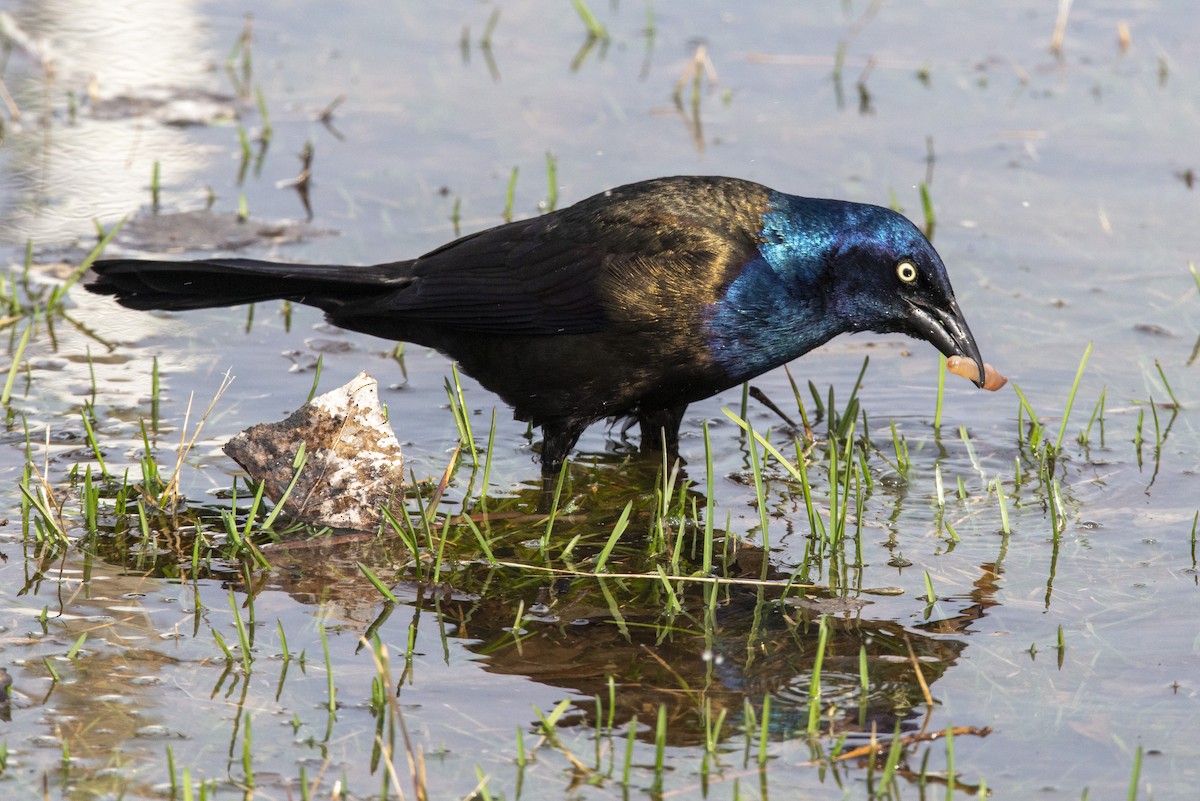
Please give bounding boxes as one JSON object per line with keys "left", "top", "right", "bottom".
{"left": 820, "top": 725, "right": 993, "bottom": 764}
{"left": 484, "top": 560, "right": 908, "bottom": 596}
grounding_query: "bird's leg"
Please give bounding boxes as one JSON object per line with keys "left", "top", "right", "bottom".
{"left": 538, "top": 420, "right": 588, "bottom": 475}
{"left": 536, "top": 421, "right": 588, "bottom": 513}
{"left": 637, "top": 404, "right": 688, "bottom": 455}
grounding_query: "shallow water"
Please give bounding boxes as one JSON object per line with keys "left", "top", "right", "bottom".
{"left": 1, "top": 0, "right": 1198, "bottom": 798}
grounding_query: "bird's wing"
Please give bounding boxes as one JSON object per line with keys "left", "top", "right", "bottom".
{"left": 341, "top": 186, "right": 764, "bottom": 336}
{"left": 382, "top": 217, "right": 616, "bottom": 334}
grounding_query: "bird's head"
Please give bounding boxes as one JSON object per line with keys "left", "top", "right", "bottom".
{"left": 799, "top": 201, "right": 986, "bottom": 388}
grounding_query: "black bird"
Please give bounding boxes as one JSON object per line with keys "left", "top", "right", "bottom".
{"left": 87, "top": 176, "right": 986, "bottom": 472}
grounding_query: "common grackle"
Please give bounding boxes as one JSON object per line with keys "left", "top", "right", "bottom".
{"left": 88, "top": 176, "right": 987, "bottom": 472}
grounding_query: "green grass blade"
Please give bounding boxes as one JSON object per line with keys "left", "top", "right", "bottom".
{"left": 358, "top": 562, "right": 400, "bottom": 603}
{"left": 1054, "top": 342, "right": 1093, "bottom": 452}
{"left": 593, "top": 501, "right": 633, "bottom": 573}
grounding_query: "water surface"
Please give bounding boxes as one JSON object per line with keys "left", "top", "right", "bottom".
{"left": 0, "top": 1, "right": 1197, "bottom": 798}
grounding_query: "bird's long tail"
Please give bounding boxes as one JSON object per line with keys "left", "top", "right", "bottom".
{"left": 87, "top": 258, "right": 411, "bottom": 312}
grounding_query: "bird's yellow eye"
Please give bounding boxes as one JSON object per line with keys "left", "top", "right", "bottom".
{"left": 896, "top": 261, "right": 918, "bottom": 283}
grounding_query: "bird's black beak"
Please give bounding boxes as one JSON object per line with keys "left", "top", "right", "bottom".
{"left": 907, "top": 297, "right": 986, "bottom": 388}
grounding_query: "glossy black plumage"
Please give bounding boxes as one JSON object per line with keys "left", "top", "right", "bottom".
{"left": 88, "top": 176, "right": 987, "bottom": 472}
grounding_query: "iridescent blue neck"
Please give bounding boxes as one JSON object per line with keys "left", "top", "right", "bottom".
{"left": 703, "top": 193, "right": 849, "bottom": 382}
